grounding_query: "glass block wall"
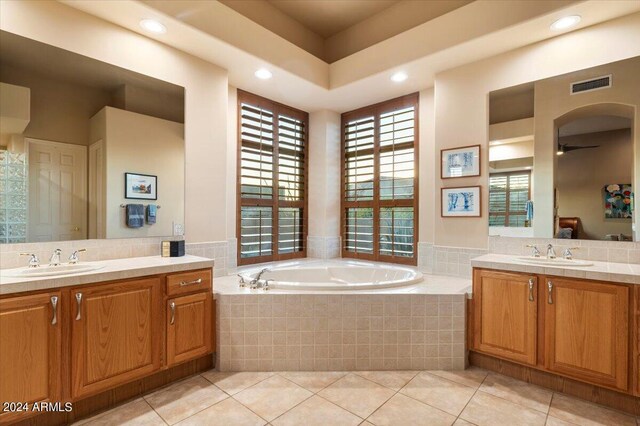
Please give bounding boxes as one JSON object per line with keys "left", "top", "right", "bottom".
{"left": 0, "top": 149, "right": 28, "bottom": 243}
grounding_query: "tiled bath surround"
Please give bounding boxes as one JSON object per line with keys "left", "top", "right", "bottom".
{"left": 216, "top": 293, "right": 466, "bottom": 372}
{"left": 489, "top": 235, "right": 640, "bottom": 264}
{"left": 417, "top": 242, "right": 489, "bottom": 279}
{"left": 307, "top": 236, "right": 341, "bottom": 259}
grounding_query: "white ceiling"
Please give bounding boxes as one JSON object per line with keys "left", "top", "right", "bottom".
{"left": 56, "top": 0, "right": 640, "bottom": 113}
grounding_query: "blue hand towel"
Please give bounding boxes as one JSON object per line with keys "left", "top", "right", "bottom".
{"left": 146, "top": 204, "right": 157, "bottom": 224}
{"left": 126, "top": 204, "right": 145, "bottom": 228}
{"left": 525, "top": 200, "right": 534, "bottom": 222}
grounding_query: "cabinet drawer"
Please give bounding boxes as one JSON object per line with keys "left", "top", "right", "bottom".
{"left": 166, "top": 269, "right": 212, "bottom": 296}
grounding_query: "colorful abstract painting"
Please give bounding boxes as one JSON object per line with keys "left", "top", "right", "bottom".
{"left": 604, "top": 184, "right": 632, "bottom": 219}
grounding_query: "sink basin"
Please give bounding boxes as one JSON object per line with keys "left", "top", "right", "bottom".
{"left": 2, "top": 263, "right": 105, "bottom": 278}
{"left": 516, "top": 257, "right": 593, "bottom": 267}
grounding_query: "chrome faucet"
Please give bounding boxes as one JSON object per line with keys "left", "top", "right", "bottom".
{"left": 20, "top": 253, "right": 40, "bottom": 268}
{"left": 526, "top": 245, "right": 541, "bottom": 258}
{"left": 68, "top": 249, "right": 87, "bottom": 264}
{"left": 49, "top": 248, "right": 62, "bottom": 266}
{"left": 546, "top": 244, "right": 556, "bottom": 259}
{"left": 250, "top": 268, "right": 270, "bottom": 289}
{"left": 562, "top": 247, "right": 578, "bottom": 260}
{"left": 237, "top": 274, "right": 247, "bottom": 288}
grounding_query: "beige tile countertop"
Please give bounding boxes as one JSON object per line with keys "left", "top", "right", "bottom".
{"left": 471, "top": 253, "right": 640, "bottom": 284}
{"left": 0, "top": 255, "right": 214, "bottom": 295}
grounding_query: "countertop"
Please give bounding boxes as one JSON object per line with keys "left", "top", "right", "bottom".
{"left": 471, "top": 253, "right": 640, "bottom": 284}
{"left": 0, "top": 255, "right": 215, "bottom": 295}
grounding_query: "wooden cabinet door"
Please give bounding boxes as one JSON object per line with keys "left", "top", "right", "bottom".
{"left": 71, "top": 278, "right": 162, "bottom": 399}
{"left": 473, "top": 269, "right": 538, "bottom": 365}
{"left": 167, "top": 292, "right": 213, "bottom": 367}
{"left": 0, "top": 292, "right": 61, "bottom": 424}
{"left": 544, "top": 277, "right": 629, "bottom": 391}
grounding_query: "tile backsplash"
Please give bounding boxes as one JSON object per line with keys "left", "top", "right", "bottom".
{"left": 488, "top": 236, "right": 640, "bottom": 264}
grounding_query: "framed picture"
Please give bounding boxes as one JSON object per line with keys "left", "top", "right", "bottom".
{"left": 125, "top": 172, "right": 157, "bottom": 200}
{"left": 441, "top": 145, "right": 481, "bottom": 179}
{"left": 604, "top": 184, "right": 632, "bottom": 219}
{"left": 441, "top": 186, "right": 481, "bottom": 217}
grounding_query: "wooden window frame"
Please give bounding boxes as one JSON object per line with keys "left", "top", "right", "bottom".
{"left": 488, "top": 170, "right": 531, "bottom": 227}
{"left": 340, "top": 93, "right": 419, "bottom": 266}
{"left": 236, "top": 90, "right": 309, "bottom": 266}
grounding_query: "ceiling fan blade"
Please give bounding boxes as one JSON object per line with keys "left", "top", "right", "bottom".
{"left": 563, "top": 145, "right": 600, "bottom": 152}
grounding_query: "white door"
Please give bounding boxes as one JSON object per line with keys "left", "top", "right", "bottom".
{"left": 28, "top": 138, "right": 87, "bottom": 242}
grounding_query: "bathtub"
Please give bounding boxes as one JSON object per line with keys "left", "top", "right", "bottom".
{"left": 238, "top": 259, "right": 423, "bottom": 291}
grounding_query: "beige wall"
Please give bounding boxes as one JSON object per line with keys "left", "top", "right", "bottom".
{"left": 433, "top": 16, "right": 640, "bottom": 248}
{"left": 1, "top": 63, "right": 112, "bottom": 146}
{"left": 418, "top": 88, "right": 435, "bottom": 244}
{"left": 557, "top": 129, "right": 632, "bottom": 240}
{"left": 1, "top": 0, "right": 228, "bottom": 243}
{"left": 90, "top": 107, "right": 185, "bottom": 239}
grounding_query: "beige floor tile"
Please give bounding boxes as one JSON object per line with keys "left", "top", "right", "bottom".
{"left": 278, "top": 371, "right": 346, "bottom": 393}
{"left": 545, "top": 416, "right": 576, "bottom": 426}
{"left": 360, "top": 422, "right": 376, "bottom": 426}
{"left": 479, "top": 373, "right": 553, "bottom": 413}
{"left": 353, "top": 371, "right": 419, "bottom": 391}
{"left": 144, "top": 375, "right": 228, "bottom": 425}
{"left": 271, "top": 395, "right": 362, "bottom": 426}
{"left": 460, "top": 392, "right": 547, "bottom": 426}
{"left": 453, "top": 419, "right": 476, "bottom": 426}
{"left": 367, "top": 393, "right": 456, "bottom": 426}
{"left": 318, "top": 373, "right": 395, "bottom": 418}
{"left": 399, "top": 372, "right": 475, "bottom": 416}
{"left": 73, "top": 398, "right": 164, "bottom": 426}
{"left": 175, "top": 397, "right": 266, "bottom": 426}
{"left": 233, "top": 375, "right": 313, "bottom": 422}
{"left": 202, "top": 371, "right": 274, "bottom": 395}
{"left": 427, "top": 367, "right": 488, "bottom": 389}
{"left": 548, "top": 393, "right": 637, "bottom": 426}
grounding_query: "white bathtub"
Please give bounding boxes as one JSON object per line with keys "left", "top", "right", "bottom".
{"left": 238, "top": 260, "right": 423, "bottom": 291}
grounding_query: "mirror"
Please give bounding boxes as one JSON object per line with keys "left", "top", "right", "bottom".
{"left": 488, "top": 56, "right": 640, "bottom": 241}
{"left": 0, "top": 31, "right": 185, "bottom": 243}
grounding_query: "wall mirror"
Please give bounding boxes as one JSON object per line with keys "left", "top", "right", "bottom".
{"left": 488, "top": 56, "right": 639, "bottom": 242}
{"left": 0, "top": 31, "right": 185, "bottom": 243}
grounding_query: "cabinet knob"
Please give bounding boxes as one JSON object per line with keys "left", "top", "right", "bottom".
{"left": 547, "top": 281, "right": 553, "bottom": 305}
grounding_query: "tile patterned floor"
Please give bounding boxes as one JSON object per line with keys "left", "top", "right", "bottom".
{"left": 74, "top": 368, "right": 639, "bottom": 426}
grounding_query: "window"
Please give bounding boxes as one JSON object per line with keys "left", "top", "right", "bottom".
{"left": 237, "top": 90, "right": 308, "bottom": 265}
{"left": 489, "top": 171, "right": 531, "bottom": 227}
{"left": 341, "top": 93, "right": 419, "bottom": 265}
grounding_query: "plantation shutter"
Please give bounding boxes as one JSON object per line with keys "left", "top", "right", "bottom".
{"left": 489, "top": 172, "right": 530, "bottom": 227}
{"left": 342, "top": 93, "right": 419, "bottom": 265}
{"left": 237, "top": 91, "right": 308, "bottom": 265}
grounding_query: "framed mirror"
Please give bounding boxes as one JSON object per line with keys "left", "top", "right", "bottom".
{"left": 488, "top": 56, "right": 640, "bottom": 242}
{"left": 0, "top": 31, "right": 185, "bottom": 243}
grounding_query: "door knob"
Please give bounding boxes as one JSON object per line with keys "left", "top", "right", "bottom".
{"left": 71, "top": 226, "right": 80, "bottom": 232}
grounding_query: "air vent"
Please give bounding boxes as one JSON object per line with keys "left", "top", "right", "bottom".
{"left": 570, "top": 75, "right": 611, "bottom": 94}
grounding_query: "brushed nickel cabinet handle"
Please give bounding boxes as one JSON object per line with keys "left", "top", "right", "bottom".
{"left": 75, "top": 293, "right": 83, "bottom": 320}
{"left": 50, "top": 296, "right": 58, "bottom": 325}
{"left": 179, "top": 278, "right": 202, "bottom": 286}
{"left": 547, "top": 281, "right": 553, "bottom": 305}
{"left": 528, "top": 279, "right": 535, "bottom": 302}
{"left": 170, "top": 301, "right": 176, "bottom": 325}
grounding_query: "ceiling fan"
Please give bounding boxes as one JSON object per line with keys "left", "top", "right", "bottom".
{"left": 556, "top": 129, "right": 599, "bottom": 155}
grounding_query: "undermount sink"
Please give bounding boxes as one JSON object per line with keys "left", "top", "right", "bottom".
{"left": 2, "top": 263, "right": 105, "bottom": 278}
{"left": 515, "top": 256, "right": 593, "bottom": 267}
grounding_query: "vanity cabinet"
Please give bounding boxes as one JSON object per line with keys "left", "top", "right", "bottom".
{"left": 544, "top": 277, "right": 629, "bottom": 391}
{"left": 167, "top": 292, "right": 213, "bottom": 366}
{"left": 70, "top": 277, "right": 163, "bottom": 399}
{"left": 472, "top": 269, "right": 537, "bottom": 365}
{"left": 471, "top": 268, "right": 633, "bottom": 394}
{"left": 0, "top": 292, "right": 62, "bottom": 424}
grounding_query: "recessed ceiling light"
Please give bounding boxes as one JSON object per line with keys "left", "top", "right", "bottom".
{"left": 255, "top": 68, "right": 273, "bottom": 80}
{"left": 140, "top": 19, "right": 167, "bottom": 34}
{"left": 390, "top": 71, "right": 408, "bottom": 83}
{"left": 550, "top": 15, "right": 581, "bottom": 31}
